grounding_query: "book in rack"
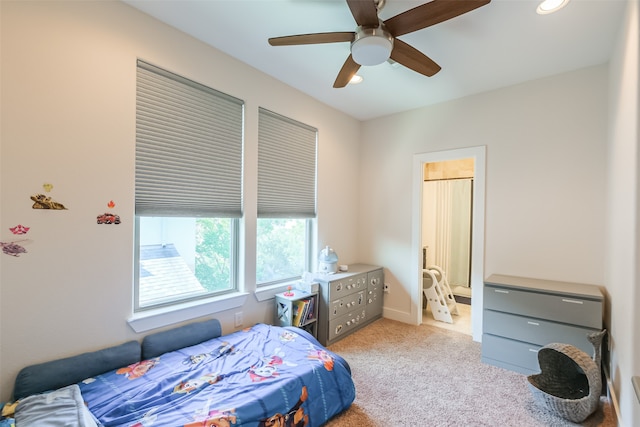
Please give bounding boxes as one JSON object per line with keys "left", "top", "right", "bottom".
{"left": 292, "top": 297, "right": 315, "bottom": 327}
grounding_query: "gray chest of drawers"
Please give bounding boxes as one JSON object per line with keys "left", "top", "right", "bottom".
{"left": 314, "top": 264, "right": 384, "bottom": 346}
{"left": 482, "top": 274, "right": 603, "bottom": 375}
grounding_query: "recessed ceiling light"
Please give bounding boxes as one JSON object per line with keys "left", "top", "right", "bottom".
{"left": 350, "top": 75, "right": 363, "bottom": 85}
{"left": 537, "top": 0, "right": 570, "bottom": 15}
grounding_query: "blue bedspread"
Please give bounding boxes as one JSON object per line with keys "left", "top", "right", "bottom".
{"left": 79, "top": 324, "right": 355, "bottom": 427}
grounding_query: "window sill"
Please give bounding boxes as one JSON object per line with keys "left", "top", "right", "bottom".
{"left": 128, "top": 292, "right": 249, "bottom": 333}
{"left": 254, "top": 281, "right": 299, "bottom": 302}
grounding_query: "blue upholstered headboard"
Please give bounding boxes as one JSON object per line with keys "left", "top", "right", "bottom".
{"left": 141, "top": 318, "right": 222, "bottom": 359}
{"left": 13, "top": 340, "right": 141, "bottom": 400}
{"left": 13, "top": 318, "right": 223, "bottom": 400}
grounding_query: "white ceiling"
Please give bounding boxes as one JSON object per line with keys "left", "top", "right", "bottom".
{"left": 123, "top": 0, "right": 627, "bottom": 121}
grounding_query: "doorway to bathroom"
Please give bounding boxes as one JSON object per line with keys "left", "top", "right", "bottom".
{"left": 422, "top": 159, "right": 473, "bottom": 303}
{"left": 411, "top": 146, "right": 485, "bottom": 342}
{"left": 421, "top": 159, "right": 473, "bottom": 335}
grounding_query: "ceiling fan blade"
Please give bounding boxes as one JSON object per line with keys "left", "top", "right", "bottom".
{"left": 390, "top": 39, "right": 441, "bottom": 77}
{"left": 333, "top": 55, "right": 361, "bottom": 88}
{"left": 346, "top": 0, "right": 380, "bottom": 27}
{"left": 269, "top": 32, "right": 355, "bottom": 46}
{"left": 384, "top": 0, "right": 491, "bottom": 37}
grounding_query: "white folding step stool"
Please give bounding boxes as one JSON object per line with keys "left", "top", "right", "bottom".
{"left": 422, "top": 265, "right": 459, "bottom": 324}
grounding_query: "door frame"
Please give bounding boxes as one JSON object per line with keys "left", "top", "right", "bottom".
{"left": 411, "top": 146, "right": 486, "bottom": 342}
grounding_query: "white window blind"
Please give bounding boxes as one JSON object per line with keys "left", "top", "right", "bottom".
{"left": 258, "top": 108, "right": 317, "bottom": 218}
{"left": 136, "top": 60, "right": 244, "bottom": 217}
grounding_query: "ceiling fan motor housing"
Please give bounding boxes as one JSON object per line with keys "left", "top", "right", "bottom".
{"left": 351, "top": 25, "right": 393, "bottom": 66}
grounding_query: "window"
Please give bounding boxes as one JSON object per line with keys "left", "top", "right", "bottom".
{"left": 136, "top": 217, "right": 238, "bottom": 309}
{"left": 135, "top": 60, "right": 243, "bottom": 311}
{"left": 256, "top": 108, "right": 317, "bottom": 286}
{"left": 256, "top": 218, "right": 311, "bottom": 285}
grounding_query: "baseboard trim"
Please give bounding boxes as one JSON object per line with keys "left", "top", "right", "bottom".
{"left": 382, "top": 307, "right": 414, "bottom": 324}
{"left": 604, "top": 366, "right": 622, "bottom": 425}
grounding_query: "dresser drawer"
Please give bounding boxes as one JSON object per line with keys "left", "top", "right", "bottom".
{"left": 367, "top": 269, "right": 383, "bottom": 288}
{"left": 328, "top": 309, "right": 367, "bottom": 342}
{"left": 329, "top": 291, "right": 365, "bottom": 320}
{"left": 481, "top": 333, "right": 540, "bottom": 374}
{"left": 483, "top": 310, "right": 598, "bottom": 355}
{"left": 484, "top": 284, "right": 602, "bottom": 328}
{"left": 327, "top": 273, "right": 367, "bottom": 299}
{"left": 365, "top": 286, "right": 383, "bottom": 316}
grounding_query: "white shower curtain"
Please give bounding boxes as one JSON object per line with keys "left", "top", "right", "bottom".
{"left": 423, "top": 179, "right": 472, "bottom": 287}
{"left": 434, "top": 181, "right": 452, "bottom": 276}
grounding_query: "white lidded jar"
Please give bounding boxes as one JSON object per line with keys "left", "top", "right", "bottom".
{"left": 318, "top": 246, "right": 338, "bottom": 274}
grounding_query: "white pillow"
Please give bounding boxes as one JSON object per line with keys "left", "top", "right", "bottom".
{"left": 15, "top": 384, "right": 98, "bottom": 427}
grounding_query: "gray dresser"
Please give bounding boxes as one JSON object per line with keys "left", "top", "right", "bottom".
{"left": 482, "top": 274, "right": 603, "bottom": 375}
{"left": 314, "top": 264, "right": 384, "bottom": 346}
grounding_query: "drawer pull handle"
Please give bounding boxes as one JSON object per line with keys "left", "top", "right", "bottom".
{"left": 529, "top": 349, "right": 539, "bottom": 353}
{"left": 527, "top": 321, "right": 540, "bottom": 326}
{"left": 494, "top": 289, "right": 509, "bottom": 294}
{"left": 562, "top": 299, "right": 584, "bottom": 305}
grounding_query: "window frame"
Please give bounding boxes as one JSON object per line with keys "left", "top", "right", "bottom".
{"left": 133, "top": 60, "right": 244, "bottom": 315}
{"left": 256, "top": 108, "right": 317, "bottom": 288}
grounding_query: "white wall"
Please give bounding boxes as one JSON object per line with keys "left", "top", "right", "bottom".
{"left": 606, "top": 0, "right": 639, "bottom": 424}
{"left": 0, "top": 0, "right": 361, "bottom": 401}
{"left": 359, "top": 65, "right": 608, "bottom": 321}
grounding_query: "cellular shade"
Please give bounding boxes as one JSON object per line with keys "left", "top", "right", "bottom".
{"left": 258, "top": 108, "right": 317, "bottom": 218}
{"left": 136, "top": 60, "right": 244, "bottom": 217}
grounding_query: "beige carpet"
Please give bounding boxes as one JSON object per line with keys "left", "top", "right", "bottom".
{"left": 325, "top": 318, "right": 615, "bottom": 427}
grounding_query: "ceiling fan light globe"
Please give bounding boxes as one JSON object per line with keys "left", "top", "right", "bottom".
{"left": 351, "top": 36, "right": 392, "bottom": 66}
{"left": 351, "top": 29, "right": 393, "bottom": 66}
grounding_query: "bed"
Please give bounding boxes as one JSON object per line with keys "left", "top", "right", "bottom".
{"left": 5, "top": 320, "right": 355, "bottom": 427}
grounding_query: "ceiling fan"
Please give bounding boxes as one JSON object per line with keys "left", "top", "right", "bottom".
{"left": 268, "top": 0, "right": 491, "bottom": 88}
